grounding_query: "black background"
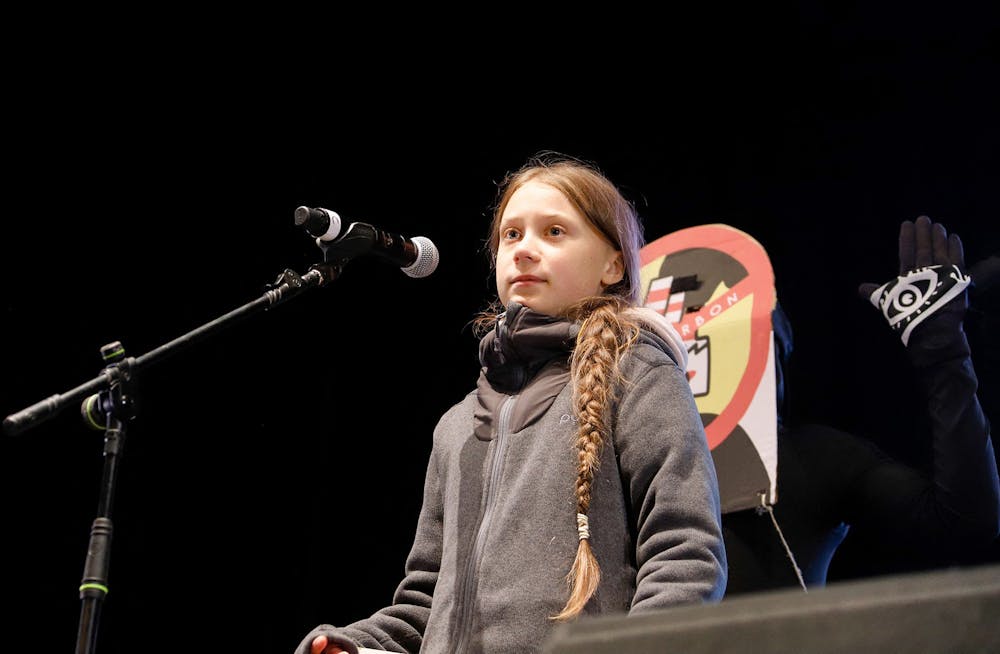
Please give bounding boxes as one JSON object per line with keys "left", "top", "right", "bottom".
{"left": 3, "top": 7, "right": 998, "bottom": 653}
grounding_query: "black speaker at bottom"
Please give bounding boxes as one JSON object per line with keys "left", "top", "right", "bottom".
{"left": 541, "top": 563, "right": 1000, "bottom": 654}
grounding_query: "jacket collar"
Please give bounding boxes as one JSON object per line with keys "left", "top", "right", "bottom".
{"left": 478, "top": 302, "right": 578, "bottom": 394}
{"left": 474, "top": 303, "right": 577, "bottom": 440}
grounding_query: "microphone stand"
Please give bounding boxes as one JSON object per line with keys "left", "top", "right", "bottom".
{"left": 75, "top": 341, "right": 134, "bottom": 654}
{"left": 3, "top": 259, "right": 346, "bottom": 654}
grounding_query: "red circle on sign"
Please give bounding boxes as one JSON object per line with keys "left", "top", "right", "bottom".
{"left": 640, "top": 224, "right": 775, "bottom": 449}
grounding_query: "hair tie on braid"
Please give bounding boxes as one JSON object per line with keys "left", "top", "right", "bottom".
{"left": 576, "top": 513, "right": 590, "bottom": 541}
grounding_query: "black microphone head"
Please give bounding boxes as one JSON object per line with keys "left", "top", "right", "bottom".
{"left": 295, "top": 206, "right": 342, "bottom": 242}
{"left": 402, "top": 236, "right": 440, "bottom": 278}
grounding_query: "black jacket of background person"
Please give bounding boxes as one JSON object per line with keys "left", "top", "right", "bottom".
{"left": 720, "top": 298, "right": 1000, "bottom": 594}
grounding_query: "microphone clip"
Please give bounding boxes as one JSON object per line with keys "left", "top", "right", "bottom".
{"left": 317, "top": 222, "right": 414, "bottom": 265}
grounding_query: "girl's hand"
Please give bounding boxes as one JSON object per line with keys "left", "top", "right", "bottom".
{"left": 310, "top": 634, "right": 346, "bottom": 654}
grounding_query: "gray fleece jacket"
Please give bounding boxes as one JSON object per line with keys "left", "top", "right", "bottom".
{"left": 294, "top": 303, "right": 727, "bottom": 654}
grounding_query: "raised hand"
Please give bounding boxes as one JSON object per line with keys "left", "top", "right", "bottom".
{"left": 859, "top": 215, "right": 971, "bottom": 345}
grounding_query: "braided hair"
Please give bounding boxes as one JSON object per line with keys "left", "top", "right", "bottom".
{"left": 479, "top": 152, "right": 646, "bottom": 620}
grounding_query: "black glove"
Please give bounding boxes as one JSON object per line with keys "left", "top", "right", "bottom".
{"left": 858, "top": 215, "right": 971, "bottom": 346}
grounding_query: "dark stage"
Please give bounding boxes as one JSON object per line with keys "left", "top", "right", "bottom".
{"left": 3, "top": 9, "right": 998, "bottom": 654}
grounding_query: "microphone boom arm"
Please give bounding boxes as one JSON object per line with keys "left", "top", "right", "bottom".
{"left": 3, "top": 265, "right": 331, "bottom": 437}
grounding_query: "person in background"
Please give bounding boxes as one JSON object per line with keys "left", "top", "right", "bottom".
{"left": 295, "top": 152, "right": 727, "bottom": 654}
{"left": 967, "top": 252, "right": 998, "bottom": 432}
{"left": 722, "top": 215, "right": 1000, "bottom": 594}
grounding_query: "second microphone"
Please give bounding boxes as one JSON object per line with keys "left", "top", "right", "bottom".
{"left": 294, "top": 206, "right": 440, "bottom": 279}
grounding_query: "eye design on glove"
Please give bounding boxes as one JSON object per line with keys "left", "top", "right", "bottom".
{"left": 869, "top": 264, "right": 971, "bottom": 345}
{"left": 880, "top": 268, "right": 939, "bottom": 327}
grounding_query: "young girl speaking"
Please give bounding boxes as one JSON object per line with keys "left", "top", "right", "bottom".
{"left": 296, "top": 152, "right": 727, "bottom": 654}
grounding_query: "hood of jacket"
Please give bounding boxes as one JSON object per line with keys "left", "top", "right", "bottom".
{"left": 624, "top": 306, "right": 688, "bottom": 370}
{"left": 473, "top": 302, "right": 687, "bottom": 440}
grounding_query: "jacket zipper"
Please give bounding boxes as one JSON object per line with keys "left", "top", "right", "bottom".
{"left": 451, "top": 394, "right": 515, "bottom": 653}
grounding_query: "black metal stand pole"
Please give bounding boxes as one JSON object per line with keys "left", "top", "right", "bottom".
{"left": 3, "top": 260, "right": 345, "bottom": 654}
{"left": 75, "top": 343, "right": 134, "bottom": 654}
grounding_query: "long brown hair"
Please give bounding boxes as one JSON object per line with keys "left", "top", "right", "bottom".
{"left": 478, "top": 152, "right": 646, "bottom": 620}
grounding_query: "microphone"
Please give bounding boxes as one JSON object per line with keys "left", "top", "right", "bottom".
{"left": 294, "top": 206, "right": 440, "bottom": 278}
{"left": 294, "top": 206, "right": 343, "bottom": 242}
